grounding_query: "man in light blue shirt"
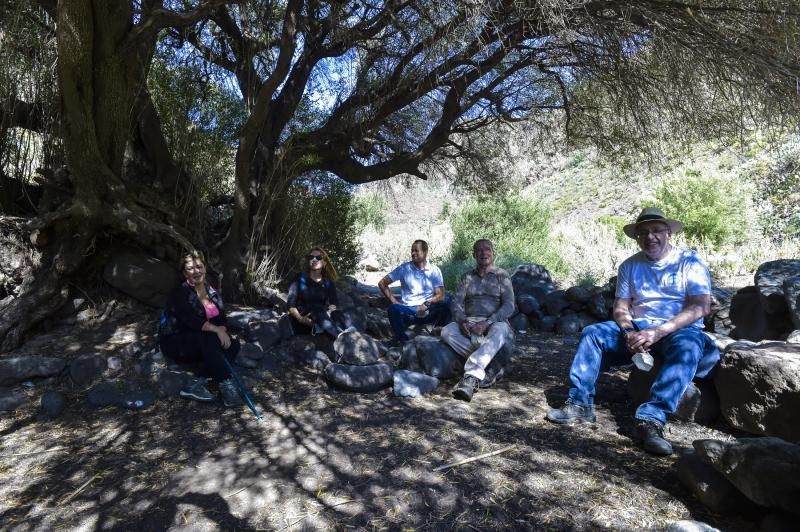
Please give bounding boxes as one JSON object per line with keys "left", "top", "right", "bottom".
{"left": 378, "top": 240, "right": 450, "bottom": 342}
{"left": 546, "top": 207, "right": 720, "bottom": 457}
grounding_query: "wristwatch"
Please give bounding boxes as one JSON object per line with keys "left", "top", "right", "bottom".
{"left": 485, "top": 319, "right": 494, "bottom": 326}
{"left": 423, "top": 301, "right": 431, "bottom": 308}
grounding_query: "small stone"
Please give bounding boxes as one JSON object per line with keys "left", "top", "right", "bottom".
{"left": 40, "top": 391, "right": 66, "bottom": 419}
{"left": 69, "top": 353, "right": 108, "bottom": 386}
{"left": 156, "top": 369, "right": 194, "bottom": 397}
{"left": 666, "top": 520, "right": 719, "bottom": 532}
{"left": 240, "top": 342, "right": 265, "bottom": 360}
{"left": 235, "top": 357, "right": 258, "bottom": 369}
{"left": 87, "top": 382, "right": 125, "bottom": 407}
{"left": 393, "top": 370, "right": 440, "bottom": 397}
{"left": 122, "top": 390, "right": 155, "bottom": 410}
{"left": 106, "top": 356, "right": 123, "bottom": 373}
{"left": 508, "top": 313, "right": 529, "bottom": 333}
{"left": 296, "top": 350, "right": 331, "bottom": 371}
{"left": 333, "top": 329, "right": 380, "bottom": 365}
{"left": 0, "top": 390, "right": 27, "bottom": 412}
{"left": 324, "top": 363, "right": 393, "bottom": 393}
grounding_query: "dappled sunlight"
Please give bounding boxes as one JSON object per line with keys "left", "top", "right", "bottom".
{"left": 0, "top": 330, "right": 751, "bottom": 530}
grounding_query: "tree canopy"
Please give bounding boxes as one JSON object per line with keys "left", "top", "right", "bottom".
{"left": 0, "top": 0, "right": 799, "bottom": 349}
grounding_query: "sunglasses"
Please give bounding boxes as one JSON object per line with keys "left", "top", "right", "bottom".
{"left": 307, "top": 254, "right": 324, "bottom": 261}
{"left": 635, "top": 228, "right": 669, "bottom": 239}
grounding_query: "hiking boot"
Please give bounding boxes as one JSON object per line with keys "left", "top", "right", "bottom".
{"left": 179, "top": 379, "right": 214, "bottom": 402}
{"left": 453, "top": 375, "right": 480, "bottom": 402}
{"left": 635, "top": 420, "right": 673, "bottom": 456}
{"left": 218, "top": 378, "right": 243, "bottom": 407}
{"left": 546, "top": 399, "right": 596, "bottom": 424}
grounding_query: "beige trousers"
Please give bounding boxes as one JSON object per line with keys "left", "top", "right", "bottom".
{"left": 441, "top": 320, "right": 511, "bottom": 381}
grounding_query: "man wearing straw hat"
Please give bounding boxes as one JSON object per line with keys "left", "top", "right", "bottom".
{"left": 545, "top": 207, "right": 720, "bottom": 456}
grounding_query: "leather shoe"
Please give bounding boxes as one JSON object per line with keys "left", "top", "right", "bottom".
{"left": 635, "top": 420, "right": 673, "bottom": 456}
{"left": 546, "top": 399, "right": 596, "bottom": 424}
{"left": 453, "top": 375, "right": 480, "bottom": 402}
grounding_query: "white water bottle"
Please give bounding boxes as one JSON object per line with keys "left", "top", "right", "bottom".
{"left": 632, "top": 351, "right": 654, "bottom": 372}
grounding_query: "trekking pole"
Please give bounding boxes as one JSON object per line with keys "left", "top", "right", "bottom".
{"left": 222, "top": 356, "right": 266, "bottom": 423}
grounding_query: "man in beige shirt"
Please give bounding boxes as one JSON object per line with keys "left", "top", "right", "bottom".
{"left": 441, "top": 239, "right": 515, "bottom": 401}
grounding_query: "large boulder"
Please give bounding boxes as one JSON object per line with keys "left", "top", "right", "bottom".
{"left": 510, "top": 264, "right": 556, "bottom": 301}
{"left": 675, "top": 449, "right": 756, "bottom": 515}
{"left": 542, "top": 290, "right": 570, "bottom": 316}
{"left": 694, "top": 437, "right": 800, "bottom": 515}
{"left": 0, "top": 356, "right": 66, "bottom": 387}
{"left": 333, "top": 329, "right": 381, "bottom": 365}
{"left": 783, "top": 277, "right": 800, "bottom": 330}
{"left": 714, "top": 342, "right": 800, "bottom": 441}
{"left": 103, "top": 251, "right": 179, "bottom": 308}
{"left": 755, "top": 259, "right": 800, "bottom": 315}
{"left": 324, "top": 362, "right": 392, "bottom": 393}
{"left": 629, "top": 367, "right": 720, "bottom": 424}
{"left": 416, "top": 336, "right": 463, "bottom": 379}
{"left": 729, "top": 286, "right": 786, "bottom": 341}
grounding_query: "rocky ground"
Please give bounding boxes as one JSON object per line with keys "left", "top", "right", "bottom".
{"left": 0, "top": 310, "right": 758, "bottom": 531}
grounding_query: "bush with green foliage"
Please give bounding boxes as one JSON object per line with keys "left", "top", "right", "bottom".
{"left": 442, "top": 195, "right": 566, "bottom": 290}
{"left": 648, "top": 171, "right": 753, "bottom": 247}
{"left": 352, "top": 192, "right": 386, "bottom": 233}
{"left": 277, "top": 173, "right": 361, "bottom": 278}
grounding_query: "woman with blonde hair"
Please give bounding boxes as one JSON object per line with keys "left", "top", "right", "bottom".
{"left": 287, "top": 247, "right": 354, "bottom": 338}
{"left": 158, "top": 250, "right": 242, "bottom": 407}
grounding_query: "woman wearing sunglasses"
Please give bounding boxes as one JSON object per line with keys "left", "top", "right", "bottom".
{"left": 287, "top": 247, "right": 354, "bottom": 338}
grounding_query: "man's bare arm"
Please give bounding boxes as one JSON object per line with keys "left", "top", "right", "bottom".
{"left": 612, "top": 298, "right": 635, "bottom": 331}
{"left": 627, "top": 294, "right": 712, "bottom": 352}
{"left": 378, "top": 275, "right": 400, "bottom": 305}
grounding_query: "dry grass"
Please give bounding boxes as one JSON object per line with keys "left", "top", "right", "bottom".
{"left": 0, "top": 312, "right": 759, "bottom": 531}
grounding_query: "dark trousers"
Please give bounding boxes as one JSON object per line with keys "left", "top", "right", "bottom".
{"left": 160, "top": 331, "right": 240, "bottom": 382}
{"left": 291, "top": 309, "right": 352, "bottom": 339}
{"left": 387, "top": 296, "right": 452, "bottom": 341}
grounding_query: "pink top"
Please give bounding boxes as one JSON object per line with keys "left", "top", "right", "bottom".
{"left": 203, "top": 301, "right": 220, "bottom": 320}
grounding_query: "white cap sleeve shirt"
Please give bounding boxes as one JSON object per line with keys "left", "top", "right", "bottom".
{"left": 388, "top": 262, "right": 444, "bottom": 307}
{"left": 615, "top": 247, "right": 712, "bottom": 329}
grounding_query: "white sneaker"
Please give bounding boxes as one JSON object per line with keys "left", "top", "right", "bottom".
{"left": 337, "top": 326, "right": 357, "bottom": 338}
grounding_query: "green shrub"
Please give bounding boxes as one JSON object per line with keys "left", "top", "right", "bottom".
{"left": 442, "top": 195, "right": 566, "bottom": 289}
{"left": 649, "top": 172, "right": 753, "bottom": 247}
{"left": 352, "top": 192, "right": 386, "bottom": 232}
{"left": 279, "top": 173, "right": 361, "bottom": 276}
{"left": 596, "top": 214, "right": 628, "bottom": 244}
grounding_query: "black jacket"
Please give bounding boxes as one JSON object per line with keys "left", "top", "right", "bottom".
{"left": 159, "top": 281, "right": 227, "bottom": 336}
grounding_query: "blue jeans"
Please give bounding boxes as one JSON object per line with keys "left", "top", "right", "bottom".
{"left": 388, "top": 296, "right": 452, "bottom": 341}
{"left": 567, "top": 319, "right": 720, "bottom": 425}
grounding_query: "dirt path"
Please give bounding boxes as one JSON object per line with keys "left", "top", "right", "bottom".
{"left": 0, "top": 324, "right": 754, "bottom": 531}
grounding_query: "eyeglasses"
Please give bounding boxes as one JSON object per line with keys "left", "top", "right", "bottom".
{"left": 635, "top": 228, "right": 669, "bottom": 239}
{"left": 307, "top": 254, "right": 324, "bottom": 261}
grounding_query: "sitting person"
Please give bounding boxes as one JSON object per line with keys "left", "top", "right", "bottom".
{"left": 159, "top": 250, "right": 243, "bottom": 407}
{"left": 378, "top": 239, "right": 450, "bottom": 343}
{"left": 441, "top": 239, "right": 515, "bottom": 402}
{"left": 287, "top": 247, "right": 353, "bottom": 339}
{"left": 545, "top": 207, "right": 720, "bottom": 456}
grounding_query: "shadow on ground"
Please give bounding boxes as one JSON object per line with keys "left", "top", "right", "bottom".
{"left": 0, "top": 328, "right": 757, "bottom": 531}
